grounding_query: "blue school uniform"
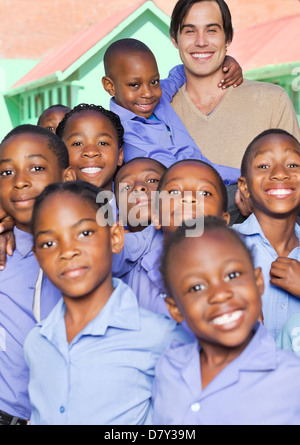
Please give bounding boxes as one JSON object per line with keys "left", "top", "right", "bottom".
{"left": 23, "top": 278, "right": 191, "bottom": 425}
{"left": 234, "top": 213, "right": 300, "bottom": 340}
{"left": 0, "top": 227, "right": 61, "bottom": 421}
{"left": 152, "top": 322, "right": 300, "bottom": 425}
{"left": 276, "top": 313, "right": 300, "bottom": 357}
{"left": 110, "top": 64, "right": 240, "bottom": 186}
{"left": 112, "top": 225, "right": 168, "bottom": 316}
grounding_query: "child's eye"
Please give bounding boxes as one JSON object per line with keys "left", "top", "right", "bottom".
{"left": 41, "top": 241, "right": 55, "bottom": 249}
{"left": 99, "top": 141, "right": 109, "bottom": 146}
{"left": 147, "top": 178, "right": 159, "bottom": 184}
{"left": 31, "top": 166, "right": 45, "bottom": 172}
{"left": 120, "top": 184, "right": 132, "bottom": 192}
{"left": 46, "top": 126, "right": 55, "bottom": 132}
{"left": 71, "top": 141, "right": 83, "bottom": 147}
{"left": 257, "top": 164, "right": 269, "bottom": 169}
{"left": 198, "top": 190, "right": 212, "bottom": 196}
{"left": 79, "top": 230, "right": 93, "bottom": 238}
{"left": 189, "top": 283, "right": 206, "bottom": 293}
{"left": 287, "top": 163, "right": 299, "bottom": 168}
{"left": 0, "top": 170, "right": 13, "bottom": 177}
{"left": 169, "top": 189, "right": 181, "bottom": 195}
{"left": 129, "top": 83, "right": 139, "bottom": 88}
{"left": 224, "top": 271, "right": 241, "bottom": 281}
{"left": 151, "top": 79, "right": 160, "bottom": 86}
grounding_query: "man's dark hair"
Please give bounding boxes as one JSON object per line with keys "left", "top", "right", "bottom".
{"left": 1, "top": 124, "right": 69, "bottom": 169}
{"left": 170, "top": 0, "right": 233, "bottom": 44}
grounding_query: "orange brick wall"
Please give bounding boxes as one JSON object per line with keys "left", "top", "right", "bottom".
{"left": 0, "top": 0, "right": 299, "bottom": 59}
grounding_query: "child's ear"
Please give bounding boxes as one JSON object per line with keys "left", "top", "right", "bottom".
{"left": 165, "top": 296, "right": 184, "bottom": 324}
{"left": 238, "top": 176, "right": 250, "bottom": 199}
{"left": 254, "top": 266, "right": 264, "bottom": 297}
{"left": 110, "top": 221, "right": 124, "bottom": 254}
{"left": 222, "top": 211, "right": 230, "bottom": 226}
{"left": 102, "top": 76, "right": 115, "bottom": 97}
{"left": 117, "top": 147, "right": 124, "bottom": 167}
{"left": 63, "top": 166, "right": 77, "bottom": 182}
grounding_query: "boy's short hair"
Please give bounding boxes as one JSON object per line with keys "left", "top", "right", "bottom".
{"left": 104, "top": 38, "right": 154, "bottom": 78}
{"left": 31, "top": 180, "right": 111, "bottom": 235}
{"left": 160, "top": 216, "right": 254, "bottom": 295}
{"left": 56, "top": 103, "right": 124, "bottom": 149}
{"left": 37, "top": 104, "right": 71, "bottom": 125}
{"left": 1, "top": 124, "right": 69, "bottom": 169}
{"left": 170, "top": 0, "right": 233, "bottom": 44}
{"left": 241, "top": 129, "right": 300, "bottom": 178}
{"left": 157, "top": 159, "right": 228, "bottom": 212}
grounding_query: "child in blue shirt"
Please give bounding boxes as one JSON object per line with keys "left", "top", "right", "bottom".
{"left": 24, "top": 180, "right": 191, "bottom": 425}
{"left": 0, "top": 125, "right": 75, "bottom": 424}
{"left": 235, "top": 129, "right": 300, "bottom": 340}
{"left": 102, "top": 38, "right": 242, "bottom": 186}
{"left": 152, "top": 216, "right": 300, "bottom": 425}
{"left": 112, "top": 159, "right": 230, "bottom": 317}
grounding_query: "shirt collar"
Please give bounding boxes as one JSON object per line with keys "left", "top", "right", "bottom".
{"left": 39, "top": 278, "right": 141, "bottom": 346}
{"left": 14, "top": 226, "right": 34, "bottom": 258}
{"left": 235, "top": 213, "right": 300, "bottom": 246}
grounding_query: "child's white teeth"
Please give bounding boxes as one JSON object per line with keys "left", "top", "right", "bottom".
{"left": 267, "top": 189, "right": 292, "bottom": 196}
{"left": 212, "top": 310, "right": 243, "bottom": 326}
{"left": 81, "top": 167, "right": 102, "bottom": 173}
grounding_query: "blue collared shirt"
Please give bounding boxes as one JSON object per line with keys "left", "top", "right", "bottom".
{"left": 152, "top": 322, "right": 300, "bottom": 425}
{"left": 0, "top": 227, "right": 61, "bottom": 420}
{"left": 276, "top": 313, "right": 300, "bottom": 357}
{"left": 234, "top": 214, "right": 300, "bottom": 340}
{"left": 24, "top": 278, "right": 191, "bottom": 425}
{"left": 112, "top": 225, "right": 169, "bottom": 316}
{"left": 110, "top": 64, "right": 240, "bottom": 186}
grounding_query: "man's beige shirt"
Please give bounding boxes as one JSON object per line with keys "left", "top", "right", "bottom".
{"left": 171, "top": 79, "right": 300, "bottom": 169}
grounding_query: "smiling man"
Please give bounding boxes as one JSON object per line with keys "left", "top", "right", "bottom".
{"left": 169, "top": 0, "right": 300, "bottom": 171}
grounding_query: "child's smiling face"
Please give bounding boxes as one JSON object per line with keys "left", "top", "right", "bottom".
{"left": 240, "top": 133, "right": 300, "bottom": 218}
{"left": 165, "top": 230, "right": 263, "bottom": 349}
{"left": 61, "top": 110, "right": 123, "bottom": 190}
{"left": 0, "top": 133, "right": 66, "bottom": 232}
{"left": 103, "top": 50, "right": 162, "bottom": 119}
{"left": 157, "top": 161, "right": 229, "bottom": 235}
{"left": 115, "top": 158, "right": 165, "bottom": 231}
{"left": 33, "top": 191, "right": 123, "bottom": 300}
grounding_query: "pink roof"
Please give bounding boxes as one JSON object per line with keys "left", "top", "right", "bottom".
{"left": 11, "top": 1, "right": 145, "bottom": 90}
{"left": 229, "top": 14, "right": 300, "bottom": 71}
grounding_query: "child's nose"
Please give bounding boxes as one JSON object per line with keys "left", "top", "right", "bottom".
{"left": 82, "top": 144, "right": 101, "bottom": 158}
{"left": 14, "top": 171, "right": 30, "bottom": 189}
{"left": 270, "top": 165, "right": 290, "bottom": 180}
{"left": 140, "top": 84, "right": 153, "bottom": 98}
{"left": 207, "top": 281, "right": 234, "bottom": 304}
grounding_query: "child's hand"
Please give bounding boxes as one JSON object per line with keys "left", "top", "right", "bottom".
{"left": 0, "top": 207, "right": 15, "bottom": 270}
{"left": 219, "top": 56, "right": 243, "bottom": 89}
{"left": 270, "top": 257, "right": 300, "bottom": 297}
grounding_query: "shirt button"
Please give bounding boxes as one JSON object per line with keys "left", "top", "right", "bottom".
{"left": 190, "top": 402, "right": 200, "bottom": 412}
{"left": 224, "top": 180, "right": 229, "bottom": 186}
{"left": 281, "top": 304, "right": 286, "bottom": 309}
{"left": 59, "top": 406, "right": 65, "bottom": 414}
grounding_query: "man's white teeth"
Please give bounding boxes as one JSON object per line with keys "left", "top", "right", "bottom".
{"left": 267, "top": 189, "right": 293, "bottom": 196}
{"left": 192, "top": 53, "right": 212, "bottom": 59}
{"left": 212, "top": 310, "right": 243, "bottom": 326}
{"left": 81, "top": 167, "right": 102, "bottom": 174}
